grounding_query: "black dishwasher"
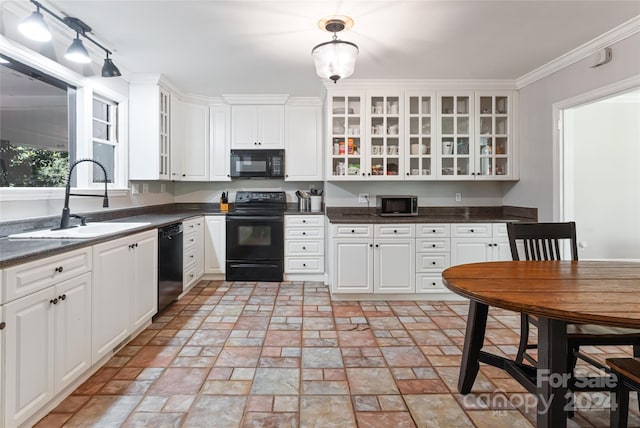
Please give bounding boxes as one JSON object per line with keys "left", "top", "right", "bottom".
{"left": 157, "top": 223, "right": 183, "bottom": 315}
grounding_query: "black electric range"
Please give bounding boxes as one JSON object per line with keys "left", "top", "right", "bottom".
{"left": 225, "top": 191, "right": 286, "bottom": 282}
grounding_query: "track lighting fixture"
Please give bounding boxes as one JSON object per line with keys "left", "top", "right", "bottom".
{"left": 18, "top": 0, "right": 121, "bottom": 77}
{"left": 312, "top": 16, "right": 359, "bottom": 84}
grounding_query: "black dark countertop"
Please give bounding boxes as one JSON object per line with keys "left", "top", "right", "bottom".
{"left": 326, "top": 205, "right": 537, "bottom": 224}
{"left": 0, "top": 203, "right": 535, "bottom": 268}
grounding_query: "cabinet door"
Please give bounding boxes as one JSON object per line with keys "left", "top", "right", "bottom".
{"left": 374, "top": 238, "right": 415, "bottom": 293}
{"left": 54, "top": 272, "right": 92, "bottom": 392}
{"left": 210, "top": 104, "right": 231, "bottom": 181}
{"left": 204, "top": 216, "right": 226, "bottom": 274}
{"left": 451, "top": 238, "right": 492, "bottom": 265}
{"left": 258, "top": 105, "right": 284, "bottom": 148}
{"left": 437, "top": 92, "right": 474, "bottom": 180}
{"left": 131, "top": 231, "right": 158, "bottom": 330}
{"left": 493, "top": 238, "right": 512, "bottom": 261}
{"left": 170, "top": 94, "right": 184, "bottom": 180}
{"left": 182, "top": 102, "right": 210, "bottom": 181}
{"left": 285, "top": 104, "right": 323, "bottom": 181}
{"left": 405, "top": 93, "right": 436, "bottom": 180}
{"left": 331, "top": 238, "right": 373, "bottom": 293}
{"left": 367, "top": 93, "right": 404, "bottom": 180}
{"left": 231, "top": 106, "right": 258, "bottom": 148}
{"left": 5, "top": 288, "right": 54, "bottom": 428}
{"left": 475, "top": 92, "right": 513, "bottom": 180}
{"left": 92, "top": 237, "right": 131, "bottom": 363}
{"left": 327, "top": 93, "right": 365, "bottom": 180}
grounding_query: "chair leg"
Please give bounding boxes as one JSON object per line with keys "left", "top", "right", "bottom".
{"left": 566, "top": 345, "right": 580, "bottom": 419}
{"left": 516, "top": 314, "right": 529, "bottom": 364}
{"left": 611, "top": 386, "right": 630, "bottom": 428}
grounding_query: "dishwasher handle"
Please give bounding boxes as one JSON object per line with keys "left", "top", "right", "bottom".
{"left": 158, "top": 223, "right": 183, "bottom": 239}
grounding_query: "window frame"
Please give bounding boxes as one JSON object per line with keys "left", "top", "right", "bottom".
{"left": 0, "top": 38, "right": 129, "bottom": 203}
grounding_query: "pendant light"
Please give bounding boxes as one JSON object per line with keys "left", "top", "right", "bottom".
{"left": 18, "top": 5, "right": 52, "bottom": 42}
{"left": 65, "top": 34, "right": 91, "bottom": 63}
{"left": 312, "top": 16, "right": 358, "bottom": 84}
{"left": 18, "top": 0, "right": 121, "bottom": 77}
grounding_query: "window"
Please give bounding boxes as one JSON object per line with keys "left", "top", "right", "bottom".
{"left": 0, "top": 55, "right": 76, "bottom": 187}
{"left": 92, "top": 97, "right": 117, "bottom": 184}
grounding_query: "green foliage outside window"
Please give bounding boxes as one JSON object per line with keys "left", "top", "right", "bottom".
{"left": 0, "top": 142, "right": 69, "bottom": 187}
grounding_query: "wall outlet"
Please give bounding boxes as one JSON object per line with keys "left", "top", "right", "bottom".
{"left": 358, "top": 193, "right": 369, "bottom": 204}
{"left": 455, "top": 192, "right": 462, "bottom": 202}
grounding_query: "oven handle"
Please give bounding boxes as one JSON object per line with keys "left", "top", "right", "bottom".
{"left": 227, "top": 215, "right": 283, "bottom": 222}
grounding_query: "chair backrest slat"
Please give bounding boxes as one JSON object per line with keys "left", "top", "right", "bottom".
{"left": 507, "top": 222, "right": 579, "bottom": 262}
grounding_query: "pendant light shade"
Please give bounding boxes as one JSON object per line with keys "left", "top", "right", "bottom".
{"left": 101, "top": 55, "right": 121, "bottom": 77}
{"left": 65, "top": 36, "right": 91, "bottom": 63}
{"left": 312, "top": 17, "right": 358, "bottom": 84}
{"left": 18, "top": 9, "right": 52, "bottom": 42}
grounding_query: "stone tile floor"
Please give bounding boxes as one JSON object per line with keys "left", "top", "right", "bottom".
{"left": 36, "top": 281, "right": 640, "bottom": 427}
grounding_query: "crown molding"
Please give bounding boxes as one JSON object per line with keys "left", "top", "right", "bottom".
{"left": 322, "top": 79, "right": 518, "bottom": 91}
{"left": 222, "top": 94, "right": 290, "bottom": 104}
{"left": 516, "top": 15, "right": 640, "bottom": 89}
{"left": 285, "top": 97, "right": 323, "bottom": 106}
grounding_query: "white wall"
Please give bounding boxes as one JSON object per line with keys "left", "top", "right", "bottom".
{"left": 504, "top": 32, "right": 640, "bottom": 221}
{"left": 569, "top": 97, "right": 640, "bottom": 259}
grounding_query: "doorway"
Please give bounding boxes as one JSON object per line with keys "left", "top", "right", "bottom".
{"left": 557, "top": 85, "right": 640, "bottom": 260}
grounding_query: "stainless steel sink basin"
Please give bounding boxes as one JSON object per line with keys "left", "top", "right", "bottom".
{"left": 8, "top": 222, "right": 151, "bottom": 239}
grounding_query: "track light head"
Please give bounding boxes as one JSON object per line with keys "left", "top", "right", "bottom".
{"left": 65, "top": 36, "right": 91, "bottom": 63}
{"left": 18, "top": 8, "right": 52, "bottom": 42}
{"left": 101, "top": 55, "right": 121, "bottom": 77}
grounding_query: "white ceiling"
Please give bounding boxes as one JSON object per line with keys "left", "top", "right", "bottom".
{"left": 12, "top": 1, "right": 640, "bottom": 96}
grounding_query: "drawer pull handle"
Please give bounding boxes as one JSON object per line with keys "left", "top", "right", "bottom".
{"left": 302, "top": 232, "right": 306, "bottom": 235}
{"left": 393, "top": 230, "right": 397, "bottom": 233}
{"left": 432, "top": 282, "right": 436, "bottom": 286}
{"left": 303, "top": 263, "right": 306, "bottom": 267}
{"left": 50, "top": 298, "right": 58, "bottom": 305}
{"left": 470, "top": 229, "right": 474, "bottom": 233}
{"left": 302, "top": 220, "right": 306, "bottom": 223}
{"left": 190, "top": 255, "right": 195, "bottom": 258}
{"left": 190, "top": 274, "right": 194, "bottom": 278}
{"left": 0, "top": 322, "right": 5, "bottom": 330}
{"left": 302, "top": 247, "right": 306, "bottom": 250}
{"left": 432, "top": 244, "right": 436, "bottom": 248}
{"left": 432, "top": 229, "right": 436, "bottom": 233}
{"left": 59, "top": 294, "right": 67, "bottom": 301}
{"left": 54, "top": 266, "right": 64, "bottom": 273}
{"left": 190, "top": 225, "right": 194, "bottom": 228}
{"left": 351, "top": 229, "right": 355, "bottom": 233}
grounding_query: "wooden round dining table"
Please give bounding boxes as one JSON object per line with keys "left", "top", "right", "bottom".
{"left": 442, "top": 260, "right": 640, "bottom": 428}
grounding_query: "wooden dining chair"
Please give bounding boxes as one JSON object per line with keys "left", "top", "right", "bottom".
{"left": 606, "top": 357, "right": 640, "bottom": 428}
{"left": 507, "top": 222, "right": 640, "bottom": 370}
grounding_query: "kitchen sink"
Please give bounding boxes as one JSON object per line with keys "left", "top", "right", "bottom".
{"left": 8, "top": 222, "right": 151, "bottom": 239}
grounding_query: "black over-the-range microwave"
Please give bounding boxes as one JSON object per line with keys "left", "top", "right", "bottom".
{"left": 229, "top": 149, "right": 285, "bottom": 178}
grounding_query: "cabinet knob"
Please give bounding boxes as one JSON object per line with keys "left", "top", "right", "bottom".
{"left": 432, "top": 244, "right": 436, "bottom": 248}
{"left": 302, "top": 220, "right": 306, "bottom": 223}
{"left": 190, "top": 224, "right": 194, "bottom": 228}
{"left": 0, "top": 322, "right": 5, "bottom": 330}
{"left": 431, "top": 282, "right": 436, "bottom": 286}
{"left": 54, "top": 266, "right": 64, "bottom": 273}
{"left": 369, "top": 244, "right": 373, "bottom": 247}
{"left": 406, "top": 173, "right": 409, "bottom": 176}
{"left": 190, "top": 255, "right": 195, "bottom": 259}
{"left": 59, "top": 294, "right": 66, "bottom": 301}
{"left": 393, "top": 230, "right": 397, "bottom": 233}
{"left": 375, "top": 244, "right": 379, "bottom": 248}
{"left": 190, "top": 238, "right": 194, "bottom": 242}
{"left": 303, "top": 263, "right": 306, "bottom": 267}
{"left": 302, "top": 232, "right": 306, "bottom": 235}
{"left": 182, "top": 174, "right": 186, "bottom": 177}
{"left": 432, "top": 261, "right": 436, "bottom": 265}
{"left": 190, "top": 274, "right": 194, "bottom": 278}
{"left": 302, "top": 247, "right": 306, "bottom": 250}
{"left": 470, "top": 229, "right": 474, "bottom": 233}
{"left": 368, "top": 173, "right": 371, "bottom": 176}
{"left": 362, "top": 173, "right": 365, "bottom": 176}
{"left": 432, "top": 229, "right": 436, "bottom": 233}
{"left": 135, "top": 243, "right": 139, "bottom": 248}
{"left": 351, "top": 229, "right": 355, "bottom": 233}
{"left": 50, "top": 298, "right": 58, "bottom": 305}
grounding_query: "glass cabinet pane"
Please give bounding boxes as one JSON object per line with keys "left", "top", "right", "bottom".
{"left": 442, "top": 117, "right": 454, "bottom": 135}
{"left": 480, "top": 96, "right": 492, "bottom": 114}
{"left": 457, "top": 117, "right": 469, "bottom": 134}
{"left": 456, "top": 97, "right": 469, "bottom": 114}
{"left": 441, "top": 97, "right": 454, "bottom": 114}
{"left": 496, "top": 97, "right": 508, "bottom": 114}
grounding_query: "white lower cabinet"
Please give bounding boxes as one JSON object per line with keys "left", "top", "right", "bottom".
{"left": 285, "top": 215, "right": 325, "bottom": 275}
{"left": 183, "top": 217, "right": 205, "bottom": 289}
{"left": 204, "top": 216, "right": 226, "bottom": 274}
{"left": 451, "top": 223, "right": 509, "bottom": 265}
{"left": 331, "top": 224, "right": 415, "bottom": 294}
{"left": 4, "top": 272, "right": 91, "bottom": 428}
{"left": 415, "top": 224, "right": 451, "bottom": 293}
{"left": 92, "top": 230, "right": 157, "bottom": 364}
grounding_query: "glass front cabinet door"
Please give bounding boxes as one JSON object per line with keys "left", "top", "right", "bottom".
{"left": 328, "top": 93, "right": 364, "bottom": 180}
{"left": 436, "top": 93, "right": 472, "bottom": 179}
{"left": 366, "top": 93, "right": 403, "bottom": 180}
{"left": 475, "top": 92, "right": 514, "bottom": 180}
{"left": 405, "top": 93, "right": 435, "bottom": 180}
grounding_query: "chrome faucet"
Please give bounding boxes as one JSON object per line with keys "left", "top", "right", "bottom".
{"left": 60, "top": 159, "right": 109, "bottom": 229}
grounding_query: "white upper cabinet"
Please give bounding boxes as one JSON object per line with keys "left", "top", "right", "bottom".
{"left": 285, "top": 101, "right": 323, "bottom": 181}
{"left": 129, "top": 80, "right": 172, "bottom": 180}
{"left": 181, "top": 102, "right": 210, "bottom": 181}
{"left": 326, "top": 92, "right": 365, "bottom": 180}
{"left": 436, "top": 92, "right": 474, "bottom": 179}
{"left": 210, "top": 104, "right": 231, "bottom": 181}
{"left": 405, "top": 93, "right": 436, "bottom": 180}
{"left": 231, "top": 105, "right": 284, "bottom": 149}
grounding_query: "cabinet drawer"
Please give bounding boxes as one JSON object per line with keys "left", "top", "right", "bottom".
{"left": 183, "top": 231, "right": 198, "bottom": 250}
{"left": 184, "top": 245, "right": 198, "bottom": 269}
{"left": 416, "top": 274, "right": 446, "bottom": 292}
{"left": 374, "top": 224, "right": 415, "bottom": 238}
{"left": 416, "top": 224, "right": 451, "bottom": 237}
{"left": 285, "top": 227, "right": 324, "bottom": 240}
{"left": 416, "top": 253, "right": 450, "bottom": 271}
{"left": 451, "top": 223, "right": 492, "bottom": 238}
{"left": 285, "top": 256, "right": 324, "bottom": 273}
{"left": 493, "top": 223, "right": 508, "bottom": 238}
{"left": 285, "top": 215, "right": 324, "bottom": 227}
{"left": 416, "top": 238, "right": 451, "bottom": 252}
{"left": 3, "top": 247, "right": 92, "bottom": 304}
{"left": 331, "top": 224, "right": 373, "bottom": 238}
{"left": 285, "top": 240, "right": 324, "bottom": 256}
{"left": 183, "top": 217, "right": 203, "bottom": 232}
{"left": 184, "top": 264, "right": 198, "bottom": 289}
